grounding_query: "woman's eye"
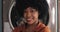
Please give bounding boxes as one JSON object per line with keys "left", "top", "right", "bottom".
{"left": 31, "top": 10, "right": 34, "bottom": 12}
{"left": 31, "top": 9, "right": 36, "bottom": 13}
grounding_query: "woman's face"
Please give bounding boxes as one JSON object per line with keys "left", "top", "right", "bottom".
{"left": 24, "top": 7, "right": 39, "bottom": 24}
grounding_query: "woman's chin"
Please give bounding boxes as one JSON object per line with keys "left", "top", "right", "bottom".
{"left": 27, "top": 22, "right": 34, "bottom": 25}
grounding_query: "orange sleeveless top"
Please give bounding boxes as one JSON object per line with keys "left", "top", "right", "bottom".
{"left": 13, "top": 23, "right": 51, "bottom": 32}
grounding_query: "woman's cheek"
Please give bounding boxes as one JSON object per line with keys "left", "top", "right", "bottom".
{"left": 24, "top": 13, "right": 26, "bottom": 18}
{"left": 33, "top": 13, "right": 38, "bottom": 19}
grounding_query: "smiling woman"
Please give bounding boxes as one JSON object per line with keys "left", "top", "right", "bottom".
{"left": 15, "top": 0, "right": 49, "bottom": 26}
{"left": 11, "top": 0, "right": 51, "bottom": 32}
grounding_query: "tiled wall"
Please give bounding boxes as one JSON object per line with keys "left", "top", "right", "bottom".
{"left": 58, "top": 0, "right": 60, "bottom": 32}
{"left": 3, "top": 0, "right": 14, "bottom": 32}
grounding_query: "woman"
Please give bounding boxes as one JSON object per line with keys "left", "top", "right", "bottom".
{"left": 13, "top": 0, "right": 51, "bottom": 32}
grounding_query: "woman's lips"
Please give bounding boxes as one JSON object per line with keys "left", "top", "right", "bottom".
{"left": 26, "top": 18, "right": 32, "bottom": 22}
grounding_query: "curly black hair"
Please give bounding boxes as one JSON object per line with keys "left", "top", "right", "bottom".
{"left": 11, "top": 0, "right": 49, "bottom": 27}
{"left": 15, "top": 0, "right": 49, "bottom": 25}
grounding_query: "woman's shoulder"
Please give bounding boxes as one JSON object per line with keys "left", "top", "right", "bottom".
{"left": 12, "top": 26, "right": 23, "bottom": 32}
{"left": 43, "top": 26, "right": 51, "bottom": 32}
{"left": 12, "top": 24, "right": 25, "bottom": 32}
{"left": 36, "top": 22, "right": 51, "bottom": 32}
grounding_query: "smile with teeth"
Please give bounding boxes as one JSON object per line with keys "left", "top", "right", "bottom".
{"left": 27, "top": 18, "right": 31, "bottom": 20}
{"left": 26, "top": 18, "right": 32, "bottom": 22}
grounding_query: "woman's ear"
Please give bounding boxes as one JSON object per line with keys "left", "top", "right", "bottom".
{"left": 38, "top": 12, "right": 40, "bottom": 19}
{"left": 38, "top": 12, "right": 40, "bottom": 17}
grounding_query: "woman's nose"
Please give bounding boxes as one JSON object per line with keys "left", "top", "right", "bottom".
{"left": 27, "top": 12, "right": 31, "bottom": 18}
